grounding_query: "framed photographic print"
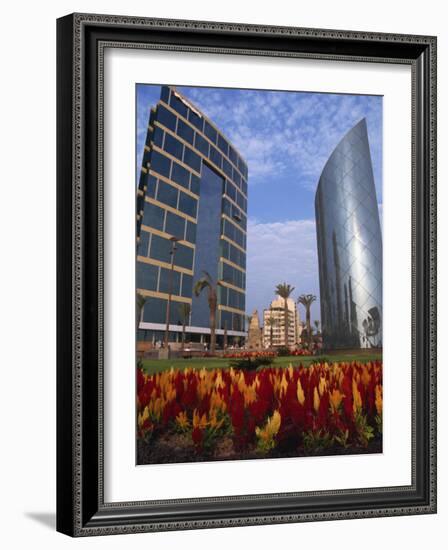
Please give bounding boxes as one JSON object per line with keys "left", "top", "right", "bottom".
{"left": 57, "top": 13, "right": 437, "bottom": 536}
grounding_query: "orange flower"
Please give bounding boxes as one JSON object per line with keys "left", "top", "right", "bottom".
{"left": 329, "top": 389, "right": 344, "bottom": 413}
{"left": 375, "top": 385, "right": 383, "bottom": 415}
{"left": 352, "top": 379, "right": 363, "bottom": 413}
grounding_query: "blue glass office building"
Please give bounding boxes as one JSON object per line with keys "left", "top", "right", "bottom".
{"left": 315, "top": 118, "right": 382, "bottom": 349}
{"left": 136, "top": 86, "right": 248, "bottom": 345}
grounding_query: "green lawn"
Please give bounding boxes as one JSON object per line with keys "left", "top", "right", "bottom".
{"left": 140, "top": 350, "right": 382, "bottom": 375}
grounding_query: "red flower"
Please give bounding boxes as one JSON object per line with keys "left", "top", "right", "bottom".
{"left": 192, "top": 427, "right": 203, "bottom": 447}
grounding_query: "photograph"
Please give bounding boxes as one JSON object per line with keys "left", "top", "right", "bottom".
{"left": 135, "top": 84, "right": 383, "bottom": 465}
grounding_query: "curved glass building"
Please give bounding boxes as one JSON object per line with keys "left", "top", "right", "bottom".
{"left": 315, "top": 118, "right": 382, "bottom": 349}
{"left": 136, "top": 86, "right": 248, "bottom": 346}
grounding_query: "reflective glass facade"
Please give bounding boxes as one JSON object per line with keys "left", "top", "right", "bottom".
{"left": 136, "top": 86, "right": 248, "bottom": 341}
{"left": 315, "top": 119, "right": 382, "bottom": 349}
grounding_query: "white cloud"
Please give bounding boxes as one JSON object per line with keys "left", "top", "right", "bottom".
{"left": 183, "top": 88, "right": 382, "bottom": 194}
{"left": 246, "top": 218, "right": 320, "bottom": 321}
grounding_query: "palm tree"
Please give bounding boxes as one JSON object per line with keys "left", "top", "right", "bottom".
{"left": 298, "top": 294, "right": 317, "bottom": 345}
{"left": 223, "top": 321, "right": 228, "bottom": 352}
{"left": 136, "top": 291, "right": 147, "bottom": 333}
{"left": 264, "top": 310, "right": 277, "bottom": 348}
{"left": 275, "top": 283, "right": 295, "bottom": 348}
{"left": 193, "top": 271, "right": 222, "bottom": 354}
{"left": 314, "top": 320, "right": 320, "bottom": 334}
{"left": 178, "top": 303, "right": 191, "bottom": 350}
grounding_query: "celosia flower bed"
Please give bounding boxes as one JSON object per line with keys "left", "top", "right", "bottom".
{"left": 223, "top": 351, "right": 277, "bottom": 359}
{"left": 137, "top": 361, "right": 382, "bottom": 464}
{"left": 289, "top": 349, "right": 313, "bottom": 356}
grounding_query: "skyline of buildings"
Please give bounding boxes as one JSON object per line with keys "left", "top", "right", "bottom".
{"left": 136, "top": 86, "right": 382, "bottom": 350}
{"left": 315, "top": 118, "right": 382, "bottom": 349}
{"left": 136, "top": 86, "right": 248, "bottom": 346}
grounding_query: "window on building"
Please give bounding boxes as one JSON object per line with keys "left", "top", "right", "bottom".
{"left": 153, "top": 126, "right": 164, "bottom": 148}
{"left": 177, "top": 119, "right": 194, "bottom": 145}
{"left": 185, "top": 221, "right": 197, "bottom": 244}
{"left": 233, "top": 170, "right": 241, "bottom": 188}
{"left": 158, "top": 267, "right": 181, "bottom": 295}
{"left": 209, "top": 146, "right": 222, "bottom": 169}
{"left": 174, "top": 242, "right": 194, "bottom": 270}
{"left": 150, "top": 151, "right": 171, "bottom": 178}
{"left": 142, "top": 296, "right": 167, "bottom": 324}
{"left": 220, "top": 310, "right": 232, "bottom": 330}
{"left": 136, "top": 262, "right": 159, "bottom": 291}
{"left": 169, "top": 93, "right": 188, "bottom": 118}
{"left": 222, "top": 158, "right": 233, "bottom": 178}
{"left": 137, "top": 230, "right": 150, "bottom": 257}
{"left": 142, "top": 202, "right": 165, "bottom": 231}
{"left": 171, "top": 162, "right": 190, "bottom": 189}
{"left": 164, "top": 211, "right": 186, "bottom": 240}
{"left": 225, "top": 180, "right": 236, "bottom": 202}
{"left": 188, "top": 109, "right": 204, "bottom": 132}
{"left": 157, "top": 104, "right": 177, "bottom": 132}
{"left": 218, "top": 285, "right": 228, "bottom": 306}
{"left": 164, "top": 133, "right": 184, "bottom": 161}
{"left": 180, "top": 273, "right": 193, "bottom": 298}
{"left": 183, "top": 147, "right": 201, "bottom": 173}
{"left": 194, "top": 133, "right": 209, "bottom": 157}
{"left": 228, "top": 147, "right": 237, "bottom": 166}
{"left": 150, "top": 234, "right": 172, "bottom": 264}
{"left": 156, "top": 180, "right": 178, "bottom": 209}
{"left": 217, "top": 134, "right": 229, "bottom": 156}
{"left": 160, "top": 86, "right": 170, "bottom": 104}
{"left": 204, "top": 121, "right": 217, "bottom": 144}
{"left": 190, "top": 174, "right": 200, "bottom": 195}
{"left": 178, "top": 192, "right": 198, "bottom": 218}
{"left": 146, "top": 174, "right": 157, "bottom": 198}
{"left": 220, "top": 238, "right": 229, "bottom": 259}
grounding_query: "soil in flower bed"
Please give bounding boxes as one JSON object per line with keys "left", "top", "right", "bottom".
{"left": 137, "top": 435, "right": 382, "bottom": 465}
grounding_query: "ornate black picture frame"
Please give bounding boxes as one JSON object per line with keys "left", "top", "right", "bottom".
{"left": 56, "top": 13, "right": 437, "bottom": 536}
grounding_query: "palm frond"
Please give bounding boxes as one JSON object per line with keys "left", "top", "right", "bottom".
{"left": 193, "top": 278, "right": 210, "bottom": 297}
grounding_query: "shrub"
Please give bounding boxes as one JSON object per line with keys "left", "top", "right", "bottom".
{"left": 229, "top": 356, "right": 274, "bottom": 371}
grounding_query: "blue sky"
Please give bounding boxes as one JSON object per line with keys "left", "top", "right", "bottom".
{"left": 136, "top": 84, "right": 382, "bottom": 323}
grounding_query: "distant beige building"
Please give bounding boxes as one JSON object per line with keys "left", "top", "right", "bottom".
{"left": 262, "top": 297, "right": 302, "bottom": 348}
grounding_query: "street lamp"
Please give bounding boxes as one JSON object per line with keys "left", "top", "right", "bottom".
{"left": 163, "top": 236, "right": 180, "bottom": 349}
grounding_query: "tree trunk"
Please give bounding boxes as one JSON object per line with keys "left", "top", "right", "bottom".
{"left": 270, "top": 325, "right": 273, "bottom": 348}
{"left": 209, "top": 293, "right": 217, "bottom": 354}
{"left": 306, "top": 306, "right": 311, "bottom": 344}
{"left": 284, "top": 299, "right": 289, "bottom": 348}
{"left": 182, "top": 322, "right": 186, "bottom": 350}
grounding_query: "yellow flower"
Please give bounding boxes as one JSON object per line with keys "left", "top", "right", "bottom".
{"left": 192, "top": 409, "right": 208, "bottom": 430}
{"left": 318, "top": 376, "right": 327, "bottom": 396}
{"left": 375, "top": 385, "right": 383, "bottom": 415}
{"left": 237, "top": 371, "right": 246, "bottom": 393}
{"left": 242, "top": 384, "right": 257, "bottom": 406}
{"left": 138, "top": 406, "right": 149, "bottom": 428}
{"left": 214, "top": 370, "right": 225, "bottom": 389}
{"left": 329, "top": 389, "right": 344, "bottom": 413}
{"left": 288, "top": 364, "right": 294, "bottom": 380}
{"left": 210, "top": 391, "right": 226, "bottom": 413}
{"left": 209, "top": 411, "right": 224, "bottom": 430}
{"left": 313, "top": 386, "right": 320, "bottom": 413}
{"left": 279, "top": 372, "right": 288, "bottom": 397}
{"left": 255, "top": 410, "right": 282, "bottom": 450}
{"left": 296, "top": 379, "right": 305, "bottom": 406}
{"left": 175, "top": 411, "right": 190, "bottom": 430}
